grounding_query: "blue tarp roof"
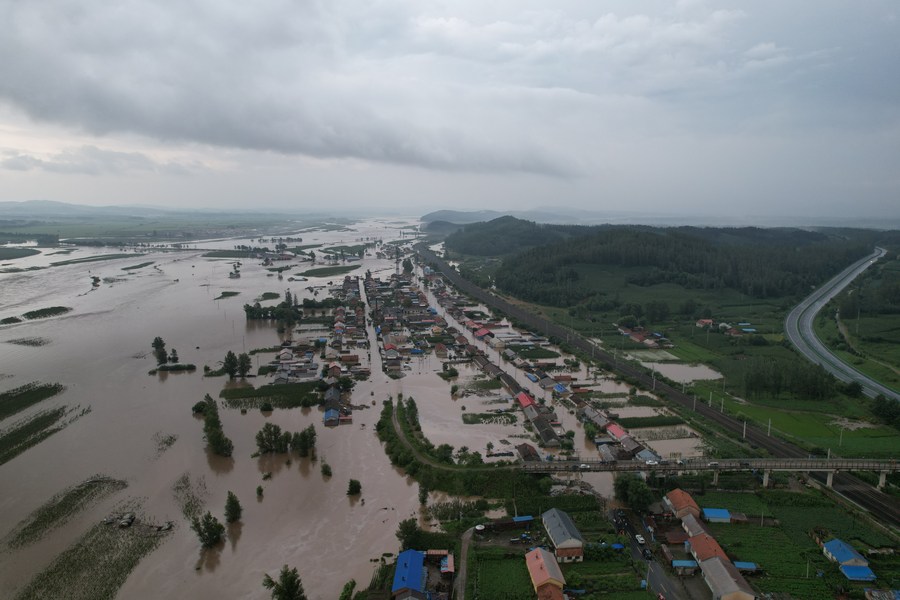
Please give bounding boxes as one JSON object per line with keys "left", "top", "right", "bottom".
{"left": 323, "top": 409, "right": 340, "bottom": 422}
{"left": 525, "top": 373, "right": 539, "bottom": 382}
{"left": 554, "top": 384, "right": 568, "bottom": 393}
{"left": 734, "top": 561, "right": 759, "bottom": 571}
{"left": 702, "top": 508, "right": 732, "bottom": 521}
{"left": 840, "top": 565, "right": 877, "bottom": 581}
{"left": 672, "top": 560, "right": 698, "bottom": 568}
{"left": 512, "top": 515, "right": 534, "bottom": 523}
{"left": 824, "top": 539, "right": 868, "bottom": 565}
{"left": 392, "top": 550, "right": 425, "bottom": 593}
{"left": 410, "top": 348, "right": 424, "bottom": 354}
{"left": 611, "top": 543, "right": 625, "bottom": 550}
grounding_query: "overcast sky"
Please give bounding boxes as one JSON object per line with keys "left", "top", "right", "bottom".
{"left": 1, "top": 0, "right": 898, "bottom": 221}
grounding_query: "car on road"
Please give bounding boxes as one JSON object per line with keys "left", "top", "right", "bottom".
{"left": 642, "top": 548, "right": 653, "bottom": 559}
{"left": 645, "top": 460, "right": 658, "bottom": 466}
{"left": 707, "top": 461, "right": 720, "bottom": 467}
{"left": 635, "top": 534, "right": 645, "bottom": 545}
{"left": 675, "top": 459, "right": 684, "bottom": 465}
{"left": 579, "top": 463, "right": 590, "bottom": 470}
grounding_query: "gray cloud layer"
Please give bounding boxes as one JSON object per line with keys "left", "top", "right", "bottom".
{"left": 1, "top": 1, "right": 898, "bottom": 219}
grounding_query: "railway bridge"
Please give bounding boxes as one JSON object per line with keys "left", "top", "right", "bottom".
{"left": 521, "top": 457, "right": 899, "bottom": 489}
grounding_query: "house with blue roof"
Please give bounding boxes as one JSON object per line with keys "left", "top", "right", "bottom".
{"left": 392, "top": 549, "right": 425, "bottom": 596}
{"left": 702, "top": 508, "right": 732, "bottom": 524}
{"left": 839, "top": 565, "right": 876, "bottom": 582}
{"left": 823, "top": 538, "right": 869, "bottom": 567}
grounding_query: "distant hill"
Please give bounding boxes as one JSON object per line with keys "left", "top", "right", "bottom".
{"left": 422, "top": 220, "right": 464, "bottom": 236}
{"left": 0, "top": 200, "right": 175, "bottom": 218}
{"left": 443, "top": 215, "right": 590, "bottom": 257}
{"left": 421, "top": 210, "right": 508, "bottom": 224}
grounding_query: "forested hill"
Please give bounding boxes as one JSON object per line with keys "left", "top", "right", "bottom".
{"left": 442, "top": 215, "right": 591, "bottom": 256}
{"left": 445, "top": 217, "right": 876, "bottom": 307}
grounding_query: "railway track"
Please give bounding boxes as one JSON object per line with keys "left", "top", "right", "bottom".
{"left": 417, "top": 245, "right": 900, "bottom": 530}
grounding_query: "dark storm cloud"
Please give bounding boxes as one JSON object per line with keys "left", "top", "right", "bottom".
{"left": 1, "top": 0, "right": 898, "bottom": 218}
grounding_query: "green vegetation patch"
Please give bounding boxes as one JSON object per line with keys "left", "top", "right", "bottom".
{"left": 300, "top": 265, "right": 360, "bottom": 277}
{"left": 467, "top": 547, "right": 534, "bottom": 600}
{"left": 0, "top": 248, "right": 40, "bottom": 260}
{"left": 5, "top": 476, "right": 127, "bottom": 548}
{"left": 0, "top": 406, "right": 86, "bottom": 466}
{"left": 213, "top": 291, "right": 239, "bottom": 300}
{"left": 22, "top": 306, "right": 72, "bottom": 320}
{"left": 5, "top": 337, "right": 52, "bottom": 347}
{"left": 50, "top": 253, "right": 139, "bottom": 267}
{"left": 257, "top": 292, "right": 280, "bottom": 301}
{"left": 202, "top": 250, "right": 255, "bottom": 258}
{"left": 218, "top": 381, "right": 321, "bottom": 409}
{"left": 0, "top": 382, "right": 66, "bottom": 421}
{"left": 508, "top": 345, "right": 560, "bottom": 359}
{"left": 13, "top": 510, "right": 169, "bottom": 600}
{"left": 470, "top": 378, "right": 503, "bottom": 391}
{"left": 461, "top": 412, "right": 517, "bottom": 425}
{"left": 172, "top": 473, "right": 207, "bottom": 520}
{"left": 1, "top": 317, "right": 23, "bottom": 324}
{"left": 121, "top": 261, "right": 154, "bottom": 270}
{"left": 615, "top": 415, "right": 684, "bottom": 429}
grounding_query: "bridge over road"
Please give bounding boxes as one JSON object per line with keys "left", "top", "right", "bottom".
{"left": 521, "top": 458, "right": 899, "bottom": 489}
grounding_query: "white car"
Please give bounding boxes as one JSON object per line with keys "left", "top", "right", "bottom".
{"left": 579, "top": 464, "right": 590, "bottom": 470}
{"left": 645, "top": 460, "right": 659, "bottom": 466}
{"left": 635, "top": 534, "right": 646, "bottom": 545}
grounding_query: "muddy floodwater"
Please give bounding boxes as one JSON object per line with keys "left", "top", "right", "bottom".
{"left": 0, "top": 220, "right": 435, "bottom": 599}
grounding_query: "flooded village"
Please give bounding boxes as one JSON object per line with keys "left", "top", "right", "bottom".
{"left": 0, "top": 217, "right": 896, "bottom": 600}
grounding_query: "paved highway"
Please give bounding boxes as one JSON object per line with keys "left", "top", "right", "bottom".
{"left": 784, "top": 247, "right": 899, "bottom": 401}
{"left": 522, "top": 457, "right": 899, "bottom": 474}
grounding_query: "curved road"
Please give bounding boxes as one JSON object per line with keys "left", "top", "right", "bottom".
{"left": 784, "top": 247, "right": 899, "bottom": 401}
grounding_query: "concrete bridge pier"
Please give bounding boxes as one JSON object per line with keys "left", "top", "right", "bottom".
{"left": 826, "top": 471, "right": 835, "bottom": 488}
{"left": 878, "top": 471, "right": 887, "bottom": 490}
{"left": 712, "top": 471, "right": 719, "bottom": 485}
{"left": 762, "top": 470, "right": 770, "bottom": 488}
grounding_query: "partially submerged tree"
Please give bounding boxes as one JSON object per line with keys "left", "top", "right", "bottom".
{"left": 223, "top": 351, "right": 238, "bottom": 378}
{"left": 347, "top": 479, "right": 361, "bottom": 496}
{"left": 237, "top": 352, "right": 252, "bottom": 378}
{"left": 262, "top": 565, "right": 307, "bottom": 600}
{"left": 225, "top": 491, "right": 242, "bottom": 523}
{"left": 191, "top": 511, "right": 225, "bottom": 548}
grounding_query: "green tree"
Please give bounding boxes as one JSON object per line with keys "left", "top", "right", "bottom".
{"left": 191, "top": 511, "right": 225, "bottom": 548}
{"left": 262, "top": 565, "right": 307, "bottom": 600}
{"left": 347, "top": 479, "right": 361, "bottom": 496}
{"left": 321, "top": 462, "right": 332, "bottom": 477}
{"left": 237, "top": 353, "right": 252, "bottom": 378}
{"left": 225, "top": 491, "right": 242, "bottom": 523}
{"left": 418, "top": 484, "right": 428, "bottom": 505}
{"left": 223, "top": 351, "right": 239, "bottom": 378}
{"left": 152, "top": 337, "right": 167, "bottom": 366}
{"left": 402, "top": 258, "right": 413, "bottom": 273}
{"left": 396, "top": 518, "right": 419, "bottom": 550}
{"left": 256, "top": 422, "right": 284, "bottom": 453}
{"left": 169, "top": 348, "right": 179, "bottom": 363}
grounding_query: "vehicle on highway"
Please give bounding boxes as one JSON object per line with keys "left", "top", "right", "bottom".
{"left": 675, "top": 459, "right": 684, "bottom": 465}
{"left": 645, "top": 460, "right": 658, "bottom": 466}
{"left": 579, "top": 463, "right": 590, "bottom": 470}
{"left": 642, "top": 548, "right": 653, "bottom": 559}
{"left": 707, "top": 461, "right": 720, "bottom": 467}
{"left": 635, "top": 534, "right": 645, "bottom": 545}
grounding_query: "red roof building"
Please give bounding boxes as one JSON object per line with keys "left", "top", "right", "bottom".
{"left": 517, "top": 392, "right": 536, "bottom": 408}
{"left": 687, "top": 533, "right": 728, "bottom": 563}
{"left": 665, "top": 488, "right": 701, "bottom": 520}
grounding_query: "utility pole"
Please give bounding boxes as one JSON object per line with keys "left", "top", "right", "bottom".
{"left": 768, "top": 418, "right": 771, "bottom": 436}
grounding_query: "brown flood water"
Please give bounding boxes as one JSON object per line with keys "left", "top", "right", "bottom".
{"left": 0, "top": 221, "right": 432, "bottom": 599}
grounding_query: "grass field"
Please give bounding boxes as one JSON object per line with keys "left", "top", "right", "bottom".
{"left": 13, "top": 511, "right": 169, "bottom": 600}
{"left": 22, "top": 306, "right": 72, "bottom": 320}
{"left": 0, "top": 382, "right": 66, "bottom": 421}
{"left": 5, "top": 476, "right": 127, "bottom": 548}
{"left": 213, "top": 291, "right": 240, "bottom": 300}
{"left": 815, "top": 313, "right": 900, "bottom": 393}
{"left": 121, "top": 261, "right": 154, "bottom": 271}
{"left": 0, "top": 406, "right": 84, "bottom": 466}
{"left": 300, "top": 265, "right": 360, "bottom": 277}
{"left": 0, "top": 248, "right": 40, "bottom": 259}
{"left": 467, "top": 547, "right": 533, "bottom": 600}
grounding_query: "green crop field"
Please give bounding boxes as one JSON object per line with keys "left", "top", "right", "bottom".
{"left": 468, "top": 547, "right": 533, "bottom": 600}
{"left": 300, "top": 265, "right": 360, "bottom": 278}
